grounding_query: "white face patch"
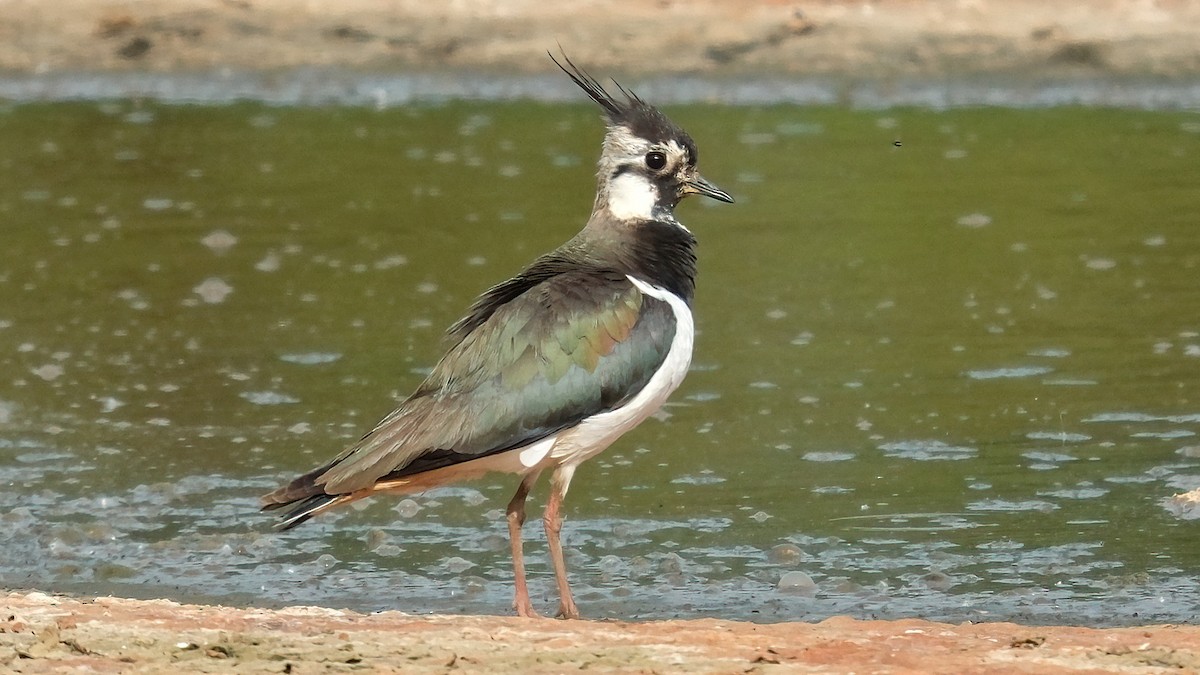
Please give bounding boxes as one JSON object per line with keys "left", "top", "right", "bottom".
{"left": 606, "top": 171, "right": 658, "bottom": 221}
{"left": 664, "top": 139, "right": 688, "bottom": 165}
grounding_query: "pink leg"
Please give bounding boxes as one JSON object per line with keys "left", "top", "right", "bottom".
{"left": 506, "top": 471, "right": 542, "bottom": 618}
{"left": 544, "top": 465, "right": 580, "bottom": 619}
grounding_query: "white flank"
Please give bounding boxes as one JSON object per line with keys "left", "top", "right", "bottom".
{"left": 606, "top": 172, "right": 658, "bottom": 221}
{"left": 546, "top": 275, "right": 694, "bottom": 471}
{"left": 517, "top": 433, "right": 557, "bottom": 469}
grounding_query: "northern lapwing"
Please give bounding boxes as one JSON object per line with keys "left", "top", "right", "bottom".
{"left": 262, "top": 53, "right": 733, "bottom": 619}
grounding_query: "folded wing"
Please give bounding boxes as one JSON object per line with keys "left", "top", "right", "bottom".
{"left": 263, "top": 268, "right": 676, "bottom": 505}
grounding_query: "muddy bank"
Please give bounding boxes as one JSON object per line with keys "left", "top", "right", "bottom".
{"left": 4, "top": 0, "right": 1200, "bottom": 106}
{"left": 2, "top": 0, "right": 1200, "bottom": 80}
{"left": 2, "top": 592, "right": 1199, "bottom": 673}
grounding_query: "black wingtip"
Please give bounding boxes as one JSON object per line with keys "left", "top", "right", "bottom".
{"left": 262, "top": 493, "right": 338, "bottom": 531}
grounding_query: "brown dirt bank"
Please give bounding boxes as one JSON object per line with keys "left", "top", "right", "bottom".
{"left": 2, "top": 0, "right": 1200, "bottom": 79}
{"left": 3, "top": 591, "right": 1200, "bottom": 674}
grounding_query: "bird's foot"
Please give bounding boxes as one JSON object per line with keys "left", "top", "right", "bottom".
{"left": 513, "top": 600, "right": 543, "bottom": 619}
{"left": 555, "top": 601, "right": 581, "bottom": 620}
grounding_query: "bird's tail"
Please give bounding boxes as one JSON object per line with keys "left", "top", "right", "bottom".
{"left": 262, "top": 492, "right": 352, "bottom": 530}
{"left": 261, "top": 461, "right": 353, "bottom": 530}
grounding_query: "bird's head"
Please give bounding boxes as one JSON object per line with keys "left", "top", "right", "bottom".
{"left": 552, "top": 53, "right": 734, "bottom": 224}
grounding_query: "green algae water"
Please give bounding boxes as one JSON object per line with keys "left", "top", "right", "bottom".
{"left": 1, "top": 99, "right": 1199, "bottom": 624}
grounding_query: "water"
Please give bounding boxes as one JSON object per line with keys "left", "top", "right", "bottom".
{"left": 2, "top": 98, "right": 1199, "bottom": 625}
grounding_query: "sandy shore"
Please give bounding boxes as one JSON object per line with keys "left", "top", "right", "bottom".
{"left": 4, "top": 591, "right": 1200, "bottom": 674}
{"left": 2, "top": 0, "right": 1200, "bottom": 79}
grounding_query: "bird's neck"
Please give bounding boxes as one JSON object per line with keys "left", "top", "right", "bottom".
{"left": 567, "top": 210, "right": 698, "bottom": 305}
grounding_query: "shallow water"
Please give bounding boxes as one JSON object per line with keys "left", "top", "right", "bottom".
{"left": 2, "top": 100, "right": 1200, "bottom": 625}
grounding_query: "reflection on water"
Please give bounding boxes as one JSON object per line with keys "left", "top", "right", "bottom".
{"left": 1, "top": 100, "right": 1199, "bottom": 624}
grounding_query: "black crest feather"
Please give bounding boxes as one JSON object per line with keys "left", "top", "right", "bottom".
{"left": 550, "top": 51, "right": 698, "bottom": 163}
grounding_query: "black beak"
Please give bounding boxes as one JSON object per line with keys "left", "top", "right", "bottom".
{"left": 684, "top": 174, "right": 734, "bottom": 203}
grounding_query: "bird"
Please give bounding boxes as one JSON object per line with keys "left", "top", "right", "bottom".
{"left": 261, "top": 53, "right": 733, "bottom": 619}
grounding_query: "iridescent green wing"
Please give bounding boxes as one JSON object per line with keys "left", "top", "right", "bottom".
{"left": 315, "top": 269, "right": 676, "bottom": 493}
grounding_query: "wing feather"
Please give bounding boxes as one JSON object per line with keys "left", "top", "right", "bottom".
{"left": 309, "top": 269, "right": 676, "bottom": 495}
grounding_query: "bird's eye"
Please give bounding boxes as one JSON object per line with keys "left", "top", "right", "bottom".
{"left": 644, "top": 151, "right": 667, "bottom": 171}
